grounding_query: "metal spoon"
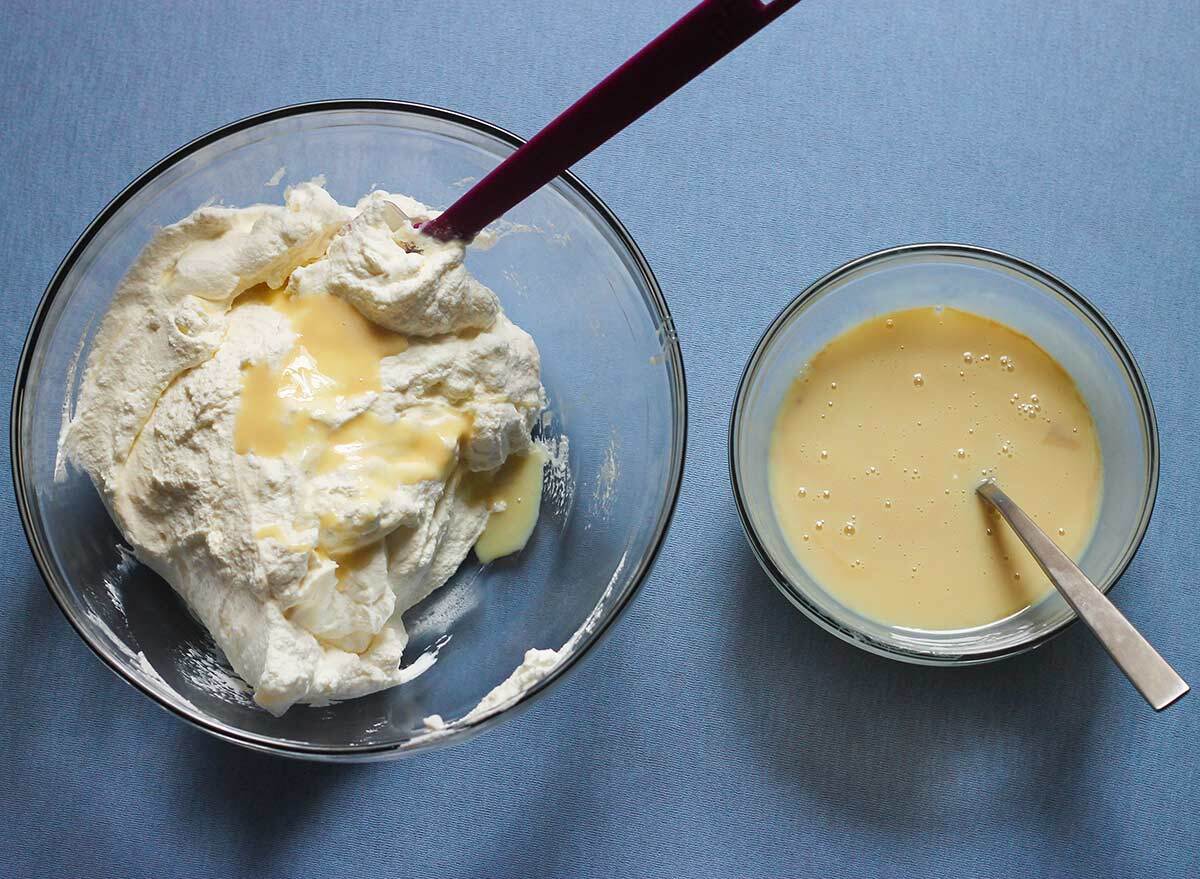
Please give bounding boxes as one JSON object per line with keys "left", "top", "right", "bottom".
{"left": 976, "top": 480, "right": 1187, "bottom": 710}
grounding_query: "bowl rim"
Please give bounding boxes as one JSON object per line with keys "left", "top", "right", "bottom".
{"left": 728, "top": 242, "right": 1160, "bottom": 665}
{"left": 10, "top": 99, "right": 688, "bottom": 759}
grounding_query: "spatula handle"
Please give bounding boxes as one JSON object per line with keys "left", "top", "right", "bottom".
{"left": 421, "top": 0, "right": 803, "bottom": 242}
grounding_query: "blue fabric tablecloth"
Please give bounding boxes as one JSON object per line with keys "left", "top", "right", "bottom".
{"left": 3, "top": 1, "right": 1198, "bottom": 876}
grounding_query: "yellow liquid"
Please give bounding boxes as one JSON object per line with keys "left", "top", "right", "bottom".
{"left": 233, "top": 284, "right": 469, "bottom": 496}
{"left": 234, "top": 284, "right": 412, "bottom": 456}
{"left": 315, "top": 410, "right": 469, "bottom": 492}
{"left": 768, "top": 307, "right": 1102, "bottom": 630}
{"left": 233, "top": 283, "right": 543, "bottom": 561}
{"left": 474, "top": 446, "right": 547, "bottom": 563}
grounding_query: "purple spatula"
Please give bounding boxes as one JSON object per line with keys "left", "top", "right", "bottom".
{"left": 420, "top": 0, "right": 803, "bottom": 243}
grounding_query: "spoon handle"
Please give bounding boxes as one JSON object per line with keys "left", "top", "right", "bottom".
{"left": 421, "top": 0, "right": 803, "bottom": 242}
{"left": 977, "top": 481, "right": 1188, "bottom": 710}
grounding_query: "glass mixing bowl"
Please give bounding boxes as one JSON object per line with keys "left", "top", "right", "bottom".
{"left": 12, "top": 101, "right": 686, "bottom": 760}
{"left": 730, "top": 244, "right": 1158, "bottom": 664}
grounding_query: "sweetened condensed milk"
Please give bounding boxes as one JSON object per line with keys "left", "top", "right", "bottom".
{"left": 768, "top": 306, "right": 1102, "bottom": 629}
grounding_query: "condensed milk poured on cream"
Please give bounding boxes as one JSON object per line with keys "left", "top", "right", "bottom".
{"left": 768, "top": 306, "right": 1102, "bottom": 630}
{"left": 233, "top": 285, "right": 471, "bottom": 515}
{"left": 64, "top": 183, "right": 548, "bottom": 714}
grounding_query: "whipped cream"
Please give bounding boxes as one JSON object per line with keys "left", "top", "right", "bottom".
{"left": 65, "top": 182, "right": 546, "bottom": 714}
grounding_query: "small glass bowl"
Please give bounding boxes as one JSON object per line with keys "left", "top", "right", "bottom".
{"left": 730, "top": 244, "right": 1158, "bottom": 664}
{"left": 12, "top": 101, "right": 687, "bottom": 759}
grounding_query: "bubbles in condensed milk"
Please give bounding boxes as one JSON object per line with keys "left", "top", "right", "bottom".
{"left": 766, "top": 305, "right": 1102, "bottom": 630}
